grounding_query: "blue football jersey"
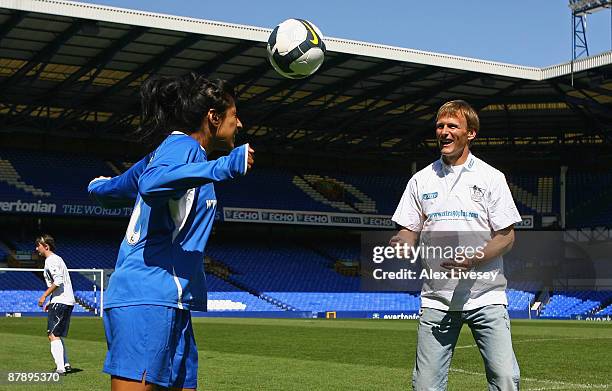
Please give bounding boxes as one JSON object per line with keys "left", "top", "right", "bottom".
{"left": 88, "top": 132, "right": 248, "bottom": 311}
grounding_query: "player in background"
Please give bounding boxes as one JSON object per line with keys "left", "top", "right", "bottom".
{"left": 88, "top": 73, "right": 254, "bottom": 391}
{"left": 390, "top": 100, "right": 521, "bottom": 390}
{"left": 36, "top": 234, "right": 75, "bottom": 375}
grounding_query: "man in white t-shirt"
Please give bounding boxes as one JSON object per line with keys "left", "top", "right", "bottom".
{"left": 391, "top": 100, "right": 521, "bottom": 390}
{"left": 36, "top": 234, "right": 75, "bottom": 375}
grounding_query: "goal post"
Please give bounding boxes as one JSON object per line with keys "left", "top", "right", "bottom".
{"left": 0, "top": 267, "right": 104, "bottom": 317}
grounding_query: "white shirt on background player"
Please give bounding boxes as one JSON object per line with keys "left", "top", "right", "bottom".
{"left": 392, "top": 153, "right": 522, "bottom": 311}
{"left": 43, "top": 254, "right": 76, "bottom": 306}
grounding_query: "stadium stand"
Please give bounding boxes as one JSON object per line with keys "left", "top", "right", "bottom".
{"left": 0, "top": 149, "right": 575, "bottom": 227}
{"left": 47, "top": 237, "right": 119, "bottom": 270}
{"left": 0, "top": 271, "right": 89, "bottom": 313}
{"left": 69, "top": 270, "right": 103, "bottom": 313}
{"left": 0, "top": 225, "right": 573, "bottom": 316}
{"left": 507, "top": 174, "right": 558, "bottom": 216}
{"left": 296, "top": 171, "right": 407, "bottom": 215}
{"left": 215, "top": 168, "right": 342, "bottom": 212}
{"left": 7, "top": 234, "right": 119, "bottom": 269}
{"left": 506, "top": 289, "right": 536, "bottom": 312}
{"left": 206, "top": 239, "right": 425, "bottom": 312}
{"left": 7, "top": 238, "right": 32, "bottom": 253}
{"left": 206, "top": 238, "right": 537, "bottom": 313}
{"left": 313, "top": 238, "right": 361, "bottom": 262}
{"left": 0, "top": 149, "right": 114, "bottom": 204}
{"left": 330, "top": 173, "right": 408, "bottom": 215}
{"left": 0, "top": 158, "right": 50, "bottom": 198}
{"left": 266, "top": 292, "right": 421, "bottom": 313}
{"left": 0, "top": 150, "right": 609, "bottom": 316}
{"left": 540, "top": 291, "right": 612, "bottom": 318}
{"left": 5, "top": 231, "right": 610, "bottom": 317}
{"left": 206, "top": 240, "right": 358, "bottom": 291}
{"left": 0, "top": 245, "right": 8, "bottom": 263}
{"left": 2, "top": 233, "right": 109, "bottom": 313}
{"left": 566, "top": 170, "right": 612, "bottom": 228}
{"left": 595, "top": 303, "right": 612, "bottom": 317}
{"left": 207, "top": 274, "right": 281, "bottom": 311}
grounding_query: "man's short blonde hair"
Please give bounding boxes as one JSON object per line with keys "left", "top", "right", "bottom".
{"left": 436, "top": 100, "right": 480, "bottom": 134}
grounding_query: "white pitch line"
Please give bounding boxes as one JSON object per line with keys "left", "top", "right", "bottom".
{"left": 450, "top": 368, "right": 610, "bottom": 389}
{"left": 522, "top": 386, "right": 608, "bottom": 391}
{"left": 455, "top": 336, "right": 612, "bottom": 349}
{"left": 523, "top": 385, "right": 611, "bottom": 391}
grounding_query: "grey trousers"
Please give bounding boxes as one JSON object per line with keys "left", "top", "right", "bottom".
{"left": 413, "top": 305, "right": 520, "bottom": 391}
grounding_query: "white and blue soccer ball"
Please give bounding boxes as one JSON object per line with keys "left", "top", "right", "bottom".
{"left": 266, "top": 18, "right": 326, "bottom": 79}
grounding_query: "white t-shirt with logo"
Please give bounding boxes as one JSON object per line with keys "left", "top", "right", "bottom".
{"left": 43, "top": 253, "right": 76, "bottom": 306}
{"left": 392, "top": 153, "right": 522, "bottom": 311}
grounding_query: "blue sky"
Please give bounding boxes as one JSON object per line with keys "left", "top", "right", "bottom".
{"left": 81, "top": 0, "right": 611, "bottom": 67}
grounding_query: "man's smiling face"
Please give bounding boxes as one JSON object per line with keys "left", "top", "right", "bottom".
{"left": 436, "top": 113, "right": 475, "bottom": 162}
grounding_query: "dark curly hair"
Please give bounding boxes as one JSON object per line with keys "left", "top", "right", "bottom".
{"left": 137, "top": 73, "right": 236, "bottom": 139}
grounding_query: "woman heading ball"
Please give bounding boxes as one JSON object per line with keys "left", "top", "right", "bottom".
{"left": 88, "top": 73, "right": 254, "bottom": 390}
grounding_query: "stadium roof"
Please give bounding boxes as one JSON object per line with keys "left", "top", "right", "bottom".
{"left": 0, "top": 0, "right": 611, "bottom": 161}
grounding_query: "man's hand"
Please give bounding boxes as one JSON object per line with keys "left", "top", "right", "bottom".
{"left": 247, "top": 146, "right": 255, "bottom": 172}
{"left": 388, "top": 235, "right": 405, "bottom": 247}
{"left": 388, "top": 235, "right": 409, "bottom": 259}
{"left": 389, "top": 229, "right": 419, "bottom": 260}
{"left": 441, "top": 226, "right": 514, "bottom": 271}
{"left": 38, "top": 295, "right": 46, "bottom": 308}
{"left": 441, "top": 257, "right": 480, "bottom": 271}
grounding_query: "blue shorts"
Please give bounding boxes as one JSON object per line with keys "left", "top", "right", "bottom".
{"left": 47, "top": 303, "right": 73, "bottom": 337}
{"left": 102, "top": 305, "right": 198, "bottom": 389}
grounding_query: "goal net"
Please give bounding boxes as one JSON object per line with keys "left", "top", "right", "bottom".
{"left": 0, "top": 268, "right": 104, "bottom": 317}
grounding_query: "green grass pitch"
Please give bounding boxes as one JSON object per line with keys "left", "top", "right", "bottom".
{"left": 0, "top": 317, "right": 610, "bottom": 390}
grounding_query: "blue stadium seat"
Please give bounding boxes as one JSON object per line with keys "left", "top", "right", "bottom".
{"left": 0, "top": 149, "right": 115, "bottom": 204}
{"left": 0, "top": 271, "right": 91, "bottom": 313}
{"left": 5, "top": 148, "right": 609, "bottom": 228}
{"left": 540, "top": 291, "right": 612, "bottom": 318}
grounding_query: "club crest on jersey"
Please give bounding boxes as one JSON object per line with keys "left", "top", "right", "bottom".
{"left": 127, "top": 230, "right": 140, "bottom": 245}
{"left": 422, "top": 192, "right": 438, "bottom": 200}
{"left": 205, "top": 200, "right": 217, "bottom": 209}
{"left": 470, "top": 185, "right": 485, "bottom": 202}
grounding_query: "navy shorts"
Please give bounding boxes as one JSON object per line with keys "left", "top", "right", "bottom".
{"left": 102, "top": 305, "right": 198, "bottom": 389}
{"left": 47, "top": 303, "right": 73, "bottom": 337}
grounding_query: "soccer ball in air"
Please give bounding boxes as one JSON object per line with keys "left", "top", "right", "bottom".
{"left": 267, "top": 18, "right": 326, "bottom": 79}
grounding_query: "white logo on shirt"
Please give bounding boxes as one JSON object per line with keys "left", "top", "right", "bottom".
{"left": 126, "top": 201, "right": 142, "bottom": 245}
{"left": 206, "top": 200, "right": 217, "bottom": 209}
